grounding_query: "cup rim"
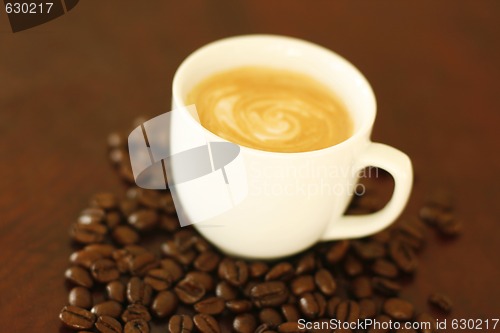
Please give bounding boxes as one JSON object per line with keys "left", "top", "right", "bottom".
{"left": 172, "top": 34, "right": 376, "bottom": 156}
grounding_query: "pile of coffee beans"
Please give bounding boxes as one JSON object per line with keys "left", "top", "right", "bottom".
{"left": 59, "top": 130, "right": 460, "bottom": 333}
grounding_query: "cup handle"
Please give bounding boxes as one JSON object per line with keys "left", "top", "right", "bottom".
{"left": 321, "top": 142, "right": 413, "bottom": 240}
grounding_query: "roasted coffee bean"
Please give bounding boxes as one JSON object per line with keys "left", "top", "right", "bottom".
{"left": 266, "top": 262, "right": 294, "bottom": 281}
{"left": 254, "top": 323, "right": 273, "bottom": 333}
{"left": 174, "top": 229, "right": 198, "bottom": 252}
{"left": 65, "top": 266, "right": 94, "bottom": 288}
{"left": 129, "top": 252, "right": 159, "bottom": 276}
{"left": 124, "top": 319, "right": 149, "bottom": 333}
{"left": 251, "top": 281, "right": 289, "bottom": 308}
{"left": 343, "top": 255, "right": 363, "bottom": 276}
{"left": 290, "top": 275, "right": 315, "bottom": 295}
{"left": 383, "top": 298, "right": 414, "bottom": 320}
{"left": 437, "top": 218, "right": 463, "bottom": 236}
{"left": 107, "top": 280, "right": 126, "bottom": 303}
{"left": 95, "top": 315, "right": 122, "bottom": 333}
{"left": 71, "top": 223, "right": 107, "bottom": 244}
{"left": 359, "top": 298, "right": 377, "bottom": 319}
{"left": 160, "top": 258, "right": 184, "bottom": 281}
{"left": 120, "top": 197, "right": 138, "bottom": 216}
{"left": 372, "top": 277, "right": 401, "bottom": 296}
{"left": 259, "top": 308, "right": 283, "bottom": 326}
{"left": 128, "top": 209, "right": 158, "bottom": 231}
{"left": 218, "top": 258, "right": 249, "bottom": 287}
{"left": 243, "top": 280, "right": 259, "bottom": 298}
{"left": 70, "top": 249, "right": 103, "bottom": 269}
{"left": 78, "top": 207, "right": 106, "bottom": 225}
{"left": 352, "top": 240, "right": 386, "bottom": 260}
{"left": 112, "top": 225, "right": 140, "bottom": 245}
{"left": 109, "top": 148, "right": 128, "bottom": 165}
{"left": 161, "top": 240, "right": 196, "bottom": 265}
{"left": 281, "top": 304, "right": 300, "bottom": 322}
{"left": 59, "top": 305, "right": 96, "bottom": 330}
{"left": 194, "top": 297, "right": 225, "bottom": 315}
{"left": 151, "top": 290, "right": 178, "bottom": 318}
{"left": 396, "top": 222, "right": 425, "bottom": 250}
{"left": 175, "top": 278, "right": 206, "bottom": 304}
{"left": 105, "top": 211, "right": 122, "bottom": 229}
{"left": 278, "top": 322, "right": 306, "bottom": 333}
{"left": 295, "top": 252, "right": 316, "bottom": 275}
{"left": 428, "top": 292, "right": 453, "bottom": 313}
{"left": 226, "top": 299, "right": 253, "bottom": 313}
{"left": 193, "top": 313, "right": 221, "bottom": 333}
{"left": 121, "top": 304, "right": 151, "bottom": 322}
{"left": 299, "top": 292, "right": 326, "bottom": 319}
{"left": 314, "top": 269, "right": 336, "bottom": 296}
{"left": 91, "top": 259, "right": 120, "bottom": 283}
{"left": 326, "top": 240, "right": 350, "bottom": 264}
{"left": 233, "top": 313, "right": 257, "bottom": 333}
{"left": 367, "top": 315, "right": 392, "bottom": 333}
{"left": 326, "top": 297, "right": 341, "bottom": 317}
{"left": 127, "top": 277, "right": 153, "bottom": 305}
{"left": 335, "top": 300, "right": 359, "bottom": 322}
{"left": 169, "top": 315, "right": 194, "bottom": 333}
{"left": 69, "top": 286, "right": 93, "bottom": 309}
{"left": 389, "top": 240, "right": 418, "bottom": 273}
{"left": 351, "top": 276, "right": 373, "bottom": 299}
{"left": 85, "top": 244, "right": 116, "bottom": 258}
{"left": 194, "top": 251, "right": 221, "bottom": 272}
{"left": 419, "top": 206, "right": 444, "bottom": 226}
{"left": 160, "top": 215, "right": 180, "bottom": 232}
{"left": 216, "top": 281, "right": 239, "bottom": 301}
{"left": 370, "top": 229, "right": 392, "bottom": 244}
{"left": 91, "top": 301, "right": 123, "bottom": 318}
{"left": 415, "top": 312, "right": 438, "bottom": 333}
{"left": 426, "top": 189, "right": 453, "bottom": 211}
{"left": 371, "top": 259, "right": 399, "bottom": 278}
{"left": 144, "top": 268, "right": 174, "bottom": 291}
{"left": 126, "top": 187, "right": 162, "bottom": 209}
{"left": 91, "top": 193, "right": 118, "bottom": 210}
{"left": 186, "top": 271, "right": 215, "bottom": 291}
{"left": 250, "top": 262, "right": 269, "bottom": 278}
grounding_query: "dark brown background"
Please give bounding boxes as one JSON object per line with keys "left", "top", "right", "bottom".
{"left": 1, "top": 1, "right": 499, "bottom": 331}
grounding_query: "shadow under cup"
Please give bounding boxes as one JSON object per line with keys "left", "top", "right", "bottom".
{"left": 170, "top": 35, "right": 380, "bottom": 259}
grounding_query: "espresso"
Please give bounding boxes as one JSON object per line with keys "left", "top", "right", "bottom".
{"left": 186, "top": 66, "right": 353, "bottom": 153}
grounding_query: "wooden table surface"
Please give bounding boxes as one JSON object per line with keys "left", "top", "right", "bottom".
{"left": 1, "top": 1, "right": 499, "bottom": 331}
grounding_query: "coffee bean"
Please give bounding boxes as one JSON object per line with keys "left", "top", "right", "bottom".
{"left": 295, "top": 252, "right": 316, "bottom": 275}
{"left": 370, "top": 229, "right": 392, "bottom": 244}
{"left": 85, "top": 244, "right": 116, "bottom": 258}
{"left": 351, "top": 276, "right": 373, "bottom": 299}
{"left": 105, "top": 211, "right": 122, "bottom": 229}
{"left": 396, "top": 221, "right": 425, "bottom": 250}
{"left": 254, "top": 323, "right": 274, "bottom": 333}
{"left": 194, "top": 297, "right": 225, "bottom": 315}
{"left": 78, "top": 207, "right": 106, "bottom": 225}
{"left": 265, "top": 262, "right": 294, "bottom": 281}
{"left": 233, "top": 313, "right": 257, "bottom": 333}
{"left": 160, "top": 215, "right": 179, "bottom": 232}
{"left": 367, "top": 315, "right": 392, "bottom": 333}
{"left": 90, "top": 192, "right": 118, "bottom": 210}
{"left": 278, "top": 322, "right": 306, "bottom": 333}
{"left": 290, "top": 275, "right": 315, "bottom": 295}
{"left": 194, "top": 251, "right": 221, "bottom": 272}
{"left": 59, "top": 305, "right": 96, "bottom": 330}
{"left": 65, "top": 266, "right": 94, "bottom": 288}
{"left": 175, "top": 278, "right": 206, "bottom": 304}
{"left": 250, "top": 262, "right": 270, "bottom": 278}
{"left": 372, "top": 277, "right": 401, "bottom": 296}
{"left": 314, "top": 269, "right": 336, "bottom": 296}
{"left": 193, "top": 313, "right": 221, "bottom": 333}
{"left": 91, "top": 259, "right": 120, "bottom": 283}
{"left": 428, "top": 292, "right": 453, "bottom": 313}
{"left": 415, "top": 312, "right": 438, "bottom": 333}
{"left": 383, "top": 298, "right": 414, "bottom": 320}
{"left": 124, "top": 319, "right": 149, "bottom": 333}
{"left": 129, "top": 252, "right": 159, "bottom": 276}
{"left": 169, "top": 315, "right": 194, "bottom": 333}
{"left": 326, "top": 296, "right": 341, "bottom": 317}
{"left": 121, "top": 304, "right": 151, "bottom": 322}
{"left": 127, "top": 277, "right": 153, "bottom": 305}
{"left": 107, "top": 280, "right": 126, "bottom": 303}
{"left": 186, "top": 271, "right": 215, "bottom": 291}
{"left": 218, "top": 258, "right": 249, "bottom": 287}
{"left": 426, "top": 189, "right": 453, "bottom": 211}
{"left": 298, "top": 292, "right": 326, "bottom": 319}
{"left": 335, "top": 300, "right": 359, "bottom": 322}
{"left": 91, "top": 301, "right": 123, "bottom": 318}
{"left": 95, "top": 315, "right": 122, "bottom": 333}
{"left": 226, "top": 299, "right": 253, "bottom": 313}
{"left": 343, "top": 255, "right": 363, "bottom": 276}
{"left": 243, "top": 280, "right": 259, "bottom": 298}
{"left": 281, "top": 304, "right": 300, "bottom": 322}
{"left": 151, "top": 290, "right": 178, "bottom": 318}
{"left": 359, "top": 298, "right": 377, "bottom": 319}
{"left": 352, "top": 240, "right": 386, "bottom": 260}
{"left": 144, "top": 268, "right": 174, "bottom": 291}
{"left": 215, "top": 281, "right": 239, "bottom": 300}
{"left": 128, "top": 209, "right": 158, "bottom": 231}
{"left": 371, "top": 259, "right": 399, "bottom": 278}
{"left": 259, "top": 308, "right": 283, "bottom": 326}
{"left": 389, "top": 240, "right": 418, "bottom": 273}
{"left": 70, "top": 249, "right": 103, "bottom": 269}
{"left": 112, "top": 226, "right": 140, "bottom": 245}
{"left": 160, "top": 258, "right": 184, "bottom": 282}
{"left": 326, "top": 240, "right": 350, "bottom": 264}
{"left": 161, "top": 240, "right": 196, "bottom": 265}
{"left": 120, "top": 197, "right": 138, "bottom": 216}
{"left": 251, "top": 281, "right": 289, "bottom": 308}
{"left": 174, "top": 229, "right": 198, "bottom": 252}
{"left": 418, "top": 206, "right": 444, "bottom": 226}
{"left": 126, "top": 188, "right": 162, "bottom": 209}
{"left": 69, "top": 286, "right": 93, "bottom": 309}
{"left": 437, "top": 218, "right": 463, "bottom": 236}
{"left": 71, "top": 223, "right": 107, "bottom": 244}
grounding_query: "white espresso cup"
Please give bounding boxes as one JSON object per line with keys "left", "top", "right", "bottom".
{"left": 170, "top": 35, "right": 413, "bottom": 259}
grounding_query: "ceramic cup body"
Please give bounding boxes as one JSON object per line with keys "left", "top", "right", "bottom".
{"left": 171, "top": 35, "right": 413, "bottom": 259}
